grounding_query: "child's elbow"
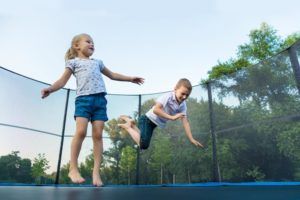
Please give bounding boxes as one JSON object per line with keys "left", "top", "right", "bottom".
{"left": 153, "top": 108, "right": 160, "bottom": 115}
{"left": 107, "top": 74, "right": 115, "bottom": 80}
{"left": 104, "top": 71, "right": 115, "bottom": 80}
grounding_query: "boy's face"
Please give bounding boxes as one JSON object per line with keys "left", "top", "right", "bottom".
{"left": 174, "top": 86, "right": 191, "bottom": 104}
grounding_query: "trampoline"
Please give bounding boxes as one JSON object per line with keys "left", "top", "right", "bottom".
{"left": 1, "top": 41, "right": 300, "bottom": 200}
{"left": 1, "top": 182, "right": 300, "bottom": 200}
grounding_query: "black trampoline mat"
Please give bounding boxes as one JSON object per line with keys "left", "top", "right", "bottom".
{"left": 1, "top": 185, "right": 300, "bottom": 200}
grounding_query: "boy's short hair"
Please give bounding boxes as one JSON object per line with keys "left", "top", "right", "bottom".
{"left": 176, "top": 78, "right": 192, "bottom": 92}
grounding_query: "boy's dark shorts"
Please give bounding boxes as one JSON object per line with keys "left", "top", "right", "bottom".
{"left": 74, "top": 93, "right": 108, "bottom": 122}
{"left": 138, "top": 115, "right": 157, "bottom": 150}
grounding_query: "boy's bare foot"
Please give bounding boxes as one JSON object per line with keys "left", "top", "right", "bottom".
{"left": 68, "top": 169, "right": 85, "bottom": 184}
{"left": 92, "top": 170, "right": 103, "bottom": 187}
{"left": 119, "top": 115, "right": 135, "bottom": 126}
{"left": 118, "top": 122, "right": 131, "bottom": 130}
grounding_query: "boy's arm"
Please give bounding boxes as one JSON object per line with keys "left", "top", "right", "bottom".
{"left": 181, "top": 117, "right": 204, "bottom": 148}
{"left": 102, "top": 67, "right": 144, "bottom": 85}
{"left": 153, "top": 103, "right": 185, "bottom": 121}
{"left": 41, "top": 68, "right": 72, "bottom": 98}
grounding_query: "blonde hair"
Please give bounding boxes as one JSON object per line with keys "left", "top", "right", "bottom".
{"left": 176, "top": 78, "right": 192, "bottom": 92}
{"left": 64, "top": 33, "right": 91, "bottom": 61}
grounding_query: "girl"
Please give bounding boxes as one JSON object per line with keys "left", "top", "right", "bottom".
{"left": 41, "top": 33, "right": 144, "bottom": 186}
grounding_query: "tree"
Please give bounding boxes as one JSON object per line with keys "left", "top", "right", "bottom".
{"left": 148, "top": 132, "right": 172, "bottom": 184}
{"left": 206, "top": 23, "right": 300, "bottom": 82}
{"left": 104, "top": 118, "right": 132, "bottom": 184}
{"left": 119, "top": 146, "right": 136, "bottom": 184}
{"left": 201, "top": 23, "right": 300, "bottom": 182}
{"left": 31, "top": 153, "right": 50, "bottom": 183}
{"left": 0, "top": 151, "right": 32, "bottom": 183}
{"left": 58, "top": 163, "right": 71, "bottom": 184}
{"left": 16, "top": 158, "right": 32, "bottom": 183}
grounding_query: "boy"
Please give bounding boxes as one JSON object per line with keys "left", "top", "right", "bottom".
{"left": 118, "top": 78, "right": 203, "bottom": 149}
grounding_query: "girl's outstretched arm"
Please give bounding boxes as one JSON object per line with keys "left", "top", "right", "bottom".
{"left": 102, "top": 67, "right": 144, "bottom": 85}
{"left": 41, "top": 68, "right": 72, "bottom": 98}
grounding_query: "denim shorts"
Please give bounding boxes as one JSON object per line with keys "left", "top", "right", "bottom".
{"left": 74, "top": 93, "right": 108, "bottom": 122}
{"left": 139, "top": 115, "right": 157, "bottom": 150}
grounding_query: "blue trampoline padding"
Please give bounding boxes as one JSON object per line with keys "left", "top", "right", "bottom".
{"left": 1, "top": 182, "right": 300, "bottom": 187}
{"left": 1, "top": 182, "right": 300, "bottom": 200}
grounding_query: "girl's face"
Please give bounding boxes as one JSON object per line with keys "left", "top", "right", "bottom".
{"left": 75, "top": 35, "right": 94, "bottom": 58}
{"left": 174, "top": 85, "right": 190, "bottom": 104}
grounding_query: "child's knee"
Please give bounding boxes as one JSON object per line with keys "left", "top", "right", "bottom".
{"left": 76, "top": 130, "right": 87, "bottom": 139}
{"left": 92, "top": 134, "right": 103, "bottom": 141}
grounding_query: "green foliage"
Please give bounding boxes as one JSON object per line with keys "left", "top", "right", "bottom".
{"left": 277, "top": 123, "right": 300, "bottom": 160}
{"left": 31, "top": 153, "right": 50, "bottom": 183}
{"left": 119, "top": 146, "right": 136, "bottom": 184}
{"left": 237, "top": 22, "right": 282, "bottom": 62}
{"left": 0, "top": 151, "right": 32, "bottom": 183}
{"left": 58, "top": 163, "right": 71, "bottom": 184}
{"left": 282, "top": 32, "right": 300, "bottom": 49}
{"left": 246, "top": 166, "right": 266, "bottom": 181}
{"left": 206, "top": 58, "right": 250, "bottom": 81}
{"left": 103, "top": 115, "right": 137, "bottom": 184}
{"left": 204, "top": 23, "right": 300, "bottom": 82}
{"left": 198, "top": 23, "right": 300, "bottom": 182}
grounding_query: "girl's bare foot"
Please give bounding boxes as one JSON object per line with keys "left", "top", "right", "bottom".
{"left": 68, "top": 169, "right": 85, "bottom": 184}
{"left": 92, "top": 170, "right": 103, "bottom": 187}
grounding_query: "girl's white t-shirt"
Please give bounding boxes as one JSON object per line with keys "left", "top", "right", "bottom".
{"left": 66, "top": 58, "right": 106, "bottom": 96}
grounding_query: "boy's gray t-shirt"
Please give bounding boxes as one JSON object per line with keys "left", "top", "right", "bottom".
{"left": 66, "top": 58, "right": 106, "bottom": 96}
{"left": 146, "top": 91, "right": 187, "bottom": 128}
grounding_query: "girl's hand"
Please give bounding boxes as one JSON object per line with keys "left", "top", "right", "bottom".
{"left": 190, "top": 138, "right": 204, "bottom": 148}
{"left": 41, "top": 88, "right": 52, "bottom": 99}
{"left": 131, "top": 77, "right": 144, "bottom": 85}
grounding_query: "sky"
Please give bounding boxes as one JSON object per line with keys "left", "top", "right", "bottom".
{"left": 1, "top": 0, "right": 300, "bottom": 173}
{"left": 0, "top": 0, "right": 300, "bottom": 94}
